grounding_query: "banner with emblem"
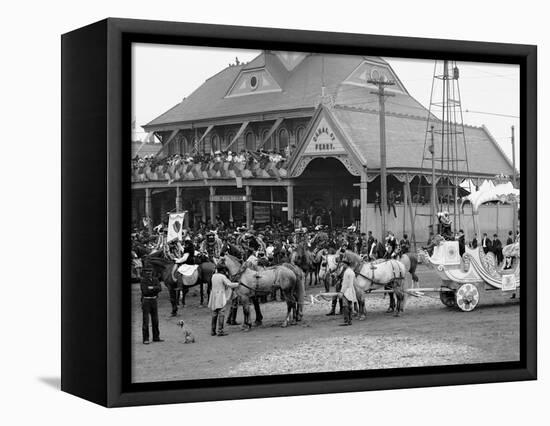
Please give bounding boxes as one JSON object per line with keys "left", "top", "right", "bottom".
{"left": 167, "top": 212, "right": 186, "bottom": 242}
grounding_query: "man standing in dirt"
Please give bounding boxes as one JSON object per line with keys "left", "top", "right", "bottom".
{"left": 209, "top": 264, "right": 240, "bottom": 336}
{"left": 338, "top": 258, "right": 357, "bottom": 326}
{"left": 140, "top": 268, "right": 163, "bottom": 345}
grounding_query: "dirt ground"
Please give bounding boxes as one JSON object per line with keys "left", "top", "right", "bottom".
{"left": 131, "top": 265, "right": 520, "bottom": 383}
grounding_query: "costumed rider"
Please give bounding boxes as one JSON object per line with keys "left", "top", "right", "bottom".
{"left": 165, "top": 238, "right": 184, "bottom": 262}
{"left": 242, "top": 231, "right": 260, "bottom": 258}
{"left": 169, "top": 236, "right": 194, "bottom": 266}
{"left": 338, "top": 255, "right": 357, "bottom": 326}
{"left": 200, "top": 231, "right": 222, "bottom": 263}
{"left": 385, "top": 231, "right": 398, "bottom": 258}
{"left": 437, "top": 211, "right": 453, "bottom": 240}
{"left": 399, "top": 233, "right": 411, "bottom": 255}
{"left": 311, "top": 225, "right": 329, "bottom": 250}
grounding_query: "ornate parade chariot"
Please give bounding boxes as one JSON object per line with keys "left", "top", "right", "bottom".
{"left": 419, "top": 239, "right": 520, "bottom": 311}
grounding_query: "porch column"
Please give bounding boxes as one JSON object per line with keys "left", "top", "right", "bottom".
{"left": 209, "top": 186, "right": 216, "bottom": 225}
{"left": 145, "top": 188, "right": 152, "bottom": 231}
{"left": 175, "top": 186, "right": 182, "bottom": 211}
{"left": 182, "top": 189, "right": 190, "bottom": 229}
{"left": 286, "top": 184, "right": 294, "bottom": 225}
{"left": 360, "top": 167, "right": 368, "bottom": 233}
{"left": 245, "top": 185, "right": 252, "bottom": 229}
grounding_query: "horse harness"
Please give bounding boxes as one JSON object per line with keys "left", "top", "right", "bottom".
{"left": 354, "top": 259, "right": 404, "bottom": 287}
{"left": 236, "top": 266, "right": 281, "bottom": 295}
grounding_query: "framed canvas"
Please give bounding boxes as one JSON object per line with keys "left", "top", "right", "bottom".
{"left": 61, "top": 18, "right": 537, "bottom": 407}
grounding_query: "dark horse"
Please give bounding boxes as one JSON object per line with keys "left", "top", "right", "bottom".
{"left": 221, "top": 254, "right": 305, "bottom": 328}
{"left": 386, "top": 251, "right": 419, "bottom": 313}
{"left": 143, "top": 254, "right": 216, "bottom": 316}
{"left": 291, "top": 243, "right": 317, "bottom": 286}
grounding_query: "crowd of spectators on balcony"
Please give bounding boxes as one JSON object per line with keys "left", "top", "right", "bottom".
{"left": 131, "top": 147, "right": 292, "bottom": 183}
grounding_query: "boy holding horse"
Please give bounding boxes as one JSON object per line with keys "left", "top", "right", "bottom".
{"left": 209, "top": 264, "right": 240, "bottom": 336}
{"left": 338, "top": 258, "right": 357, "bottom": 326}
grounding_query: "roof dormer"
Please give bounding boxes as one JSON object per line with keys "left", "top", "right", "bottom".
{"left": 225, "top": 68, "right": 282, "bottom": 98}
{"left": 343, "top": 60, "right": 407, "bottom": 93}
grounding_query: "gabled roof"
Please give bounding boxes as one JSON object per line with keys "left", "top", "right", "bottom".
{"left": 331, "top": 106, "right": 514, "bottom": 176}
{"left": 144, "top": 52, "right": 368, "bottom": 129}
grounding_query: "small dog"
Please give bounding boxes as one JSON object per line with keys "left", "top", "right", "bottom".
{"left": 177, "top": 320, "right": 196, "bottom": 344}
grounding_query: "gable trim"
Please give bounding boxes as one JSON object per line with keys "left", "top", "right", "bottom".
{"left": 288, "top": 105, "right": 365, "bottom": 176}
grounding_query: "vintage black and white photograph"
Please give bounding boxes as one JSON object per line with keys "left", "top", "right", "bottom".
{"left": 130, "top": 44, "right": 520, "bottom": 383}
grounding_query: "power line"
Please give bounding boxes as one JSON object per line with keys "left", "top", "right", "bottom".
{"left": 464, "top": 109, "right": 519, "bottom": 119}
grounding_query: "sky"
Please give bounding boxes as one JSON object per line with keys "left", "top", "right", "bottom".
{"left": 132, "top": 43, "right": 520, "bottom": 169}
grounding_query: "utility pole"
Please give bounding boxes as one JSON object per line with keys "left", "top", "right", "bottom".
{"left": 368, "top": 78, "right": 395, "bottom": 239}
{"left": 511, "top": 125, "right": 518, "bottom": 238}
{"left": 429, "top": 125, "right": 436, "bottom": 229}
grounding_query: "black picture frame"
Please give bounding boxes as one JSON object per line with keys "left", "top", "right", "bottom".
{"left": 61, "top": 18, "right": 537, "bottom": 407}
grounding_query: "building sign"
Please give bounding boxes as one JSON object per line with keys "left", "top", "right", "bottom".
{"left": 210, "top": 195, "right": 249, "bottom": 202}
{"left": 304, "top": 117, "right": 346, "bottom": 156}
{"left": 253, "top": 205, "right": 271, "bottom": 223}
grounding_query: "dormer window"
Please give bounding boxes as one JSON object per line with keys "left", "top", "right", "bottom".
{"left": 343, "top": 61, "right": 405, "bottom": 93}
{"left": 226, "top": 68, "right": 282, "bottom": 98}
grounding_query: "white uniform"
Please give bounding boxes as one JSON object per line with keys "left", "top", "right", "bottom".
{"left": 340, "top": 267, "right": 357, "bottom": 303}
{"left": 208, "top": 273, "right": 239, "bottom": 310}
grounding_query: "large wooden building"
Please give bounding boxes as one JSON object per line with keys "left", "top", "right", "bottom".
{"left": 132, "top": 51, "right": 515, "bottom": 237}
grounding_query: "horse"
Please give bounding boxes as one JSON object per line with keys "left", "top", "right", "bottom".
{"left": 220, "top": 240, "right": 244, "bottom": 260}
{"left": 271, "top": 240, "right": 291, "bottom": 265}
{"left": 291, "top": 243, "right": 317, "bottom": 286}
{"left": 317, "top": 248, "right": 339, "bottom": 292}
{"left": 143, "top": 253, "right": 216, "bottom": 316}
{"left": 221, "top": 253, "right": 305, "bottom": 328}
{"left": 336, "top": 249, "right": 408, "bottom": 317}
{"left": 384, "top": 250, "right": 419, "bottom": 313}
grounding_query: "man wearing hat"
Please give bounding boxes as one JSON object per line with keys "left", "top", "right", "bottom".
{"left": 140, "top": 268, "right": 163, "bottom": 344}
{"left": 338, "top": 256, "right": 357, "bottom": 326}
{"left": 201, "top": 231, "right": 222, "bottom": 262}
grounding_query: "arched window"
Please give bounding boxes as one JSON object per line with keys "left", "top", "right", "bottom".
{"left": 179, "top": 136, "right": 188, "bottom": 154}
{"left": 261, "top": 130, "right": 271, "bottom": 151}
{"left": 202, "top": 136, "right": 211, "bottom": 154}
{"left": 245, "top": 132, "right": 256, "bottom": 151}
{"left": 211, "top": 134, "right": 220, "bottom": 153}
{"left": 278, "top": 128, "right": 289, "bottom": 153}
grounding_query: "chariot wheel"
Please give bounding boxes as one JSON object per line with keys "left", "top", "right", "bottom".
{"left": 440, "top": 291, "right": 456, "bottom": 308}
{"left": 455, "top": 283, "right": 480, "bottom": 312}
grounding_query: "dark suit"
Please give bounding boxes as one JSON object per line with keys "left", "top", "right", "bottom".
{"left": 493, "top": 238, "right": 503, "bottom": 264}
{"left": 471, "top": 238, "right": 478, "bottom": 249}
{"left": 141, "top": 275, "right": 162, "bottom": 342}
{"left": 458, "top": 235, "right": 465, "bottom": 257}
{"left": 481, "top": 237, "right": 492, "bottom": 254}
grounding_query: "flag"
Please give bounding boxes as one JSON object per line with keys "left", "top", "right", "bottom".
{"left": 167, "top": 212, "right": 186, "bottom": 242}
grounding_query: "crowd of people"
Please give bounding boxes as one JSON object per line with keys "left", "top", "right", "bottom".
{"left": 134, "top": 214, "right": 519, "bottom": 342}
{"left": 131, "top": 148, "right": 289, "bottom": 183}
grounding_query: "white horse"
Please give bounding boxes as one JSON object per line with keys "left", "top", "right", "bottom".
{"left": 317, "top": 249, "right": 339, "bottom": 292}
{"left": 336, "top": 250, "right": 409, "bottom": 317}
